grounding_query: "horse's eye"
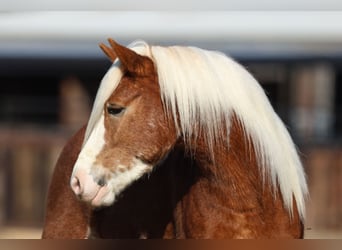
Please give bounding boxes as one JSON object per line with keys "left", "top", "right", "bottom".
{"left": 107, "top": 105, "right": 125, "bottom": 116}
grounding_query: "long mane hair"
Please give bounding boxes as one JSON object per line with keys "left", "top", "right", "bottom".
{"left": 84, "top": 41, "right": 308, "bottom": 219}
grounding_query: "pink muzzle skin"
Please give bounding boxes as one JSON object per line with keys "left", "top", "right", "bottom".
{"left": 70, "top": 169, "right": 107, "bottom": 206}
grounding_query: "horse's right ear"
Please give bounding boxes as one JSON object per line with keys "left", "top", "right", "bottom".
{"left": 107, "top": 38, "right": 152, "bottom": 77}
{"left": 99, "top": 43, "right": 117, "bottom": 62}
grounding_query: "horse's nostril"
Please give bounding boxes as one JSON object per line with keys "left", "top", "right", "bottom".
{"left": 71, "top": 176, "right": 82, "bottom": 195}
{"left": 97, "top": 178, "right": 106, "bottom": 187}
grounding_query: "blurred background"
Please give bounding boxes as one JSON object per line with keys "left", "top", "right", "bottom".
{"left": 0, "top": 8, "right": 341, "bottom": 239}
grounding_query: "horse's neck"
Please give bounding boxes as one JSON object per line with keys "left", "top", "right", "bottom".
{"left": 186, "top": 117, "right": 267, "bottom": 210}
{"left": 174, "top": 117, "right": 303, "bottom": 238}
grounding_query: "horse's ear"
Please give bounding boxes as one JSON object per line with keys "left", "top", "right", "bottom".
{"left": 99, "top": 43, "right": 117, "bottom": 62}
{"left": 108, "top": 38, "right": 151, "bottom": 76}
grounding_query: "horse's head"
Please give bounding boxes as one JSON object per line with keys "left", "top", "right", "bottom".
{"left": 70, "top": 40, "right": 178, "bottom": 207}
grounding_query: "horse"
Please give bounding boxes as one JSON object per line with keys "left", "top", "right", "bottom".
{"left": 42, "top": 39, "right": 308, "bottom": 238}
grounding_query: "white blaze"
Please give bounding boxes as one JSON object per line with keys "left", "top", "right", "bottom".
{"left": 72, "top": 113, "right": 106, "bottom": 179}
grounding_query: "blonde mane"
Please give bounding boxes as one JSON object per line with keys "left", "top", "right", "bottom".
{"left": 84, "top": 41, "right": 307, "bottom": 219}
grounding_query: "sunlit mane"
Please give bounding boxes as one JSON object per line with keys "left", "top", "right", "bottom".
{"left": 84, "top": 41, "right": 307, "bottom": 219}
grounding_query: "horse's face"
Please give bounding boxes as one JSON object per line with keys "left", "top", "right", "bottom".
{"left": 70, "top": 41, "right": 177, "bottom": 207}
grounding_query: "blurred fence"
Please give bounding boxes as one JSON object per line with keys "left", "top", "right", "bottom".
{"left": 0, "top": 127, "right": 341, "bottom": 238}
{"left": 0, "top": 126, "right": 70, "bottom": 227}
{"left": 304, "top": 146, "right": 342, "bottom": 230}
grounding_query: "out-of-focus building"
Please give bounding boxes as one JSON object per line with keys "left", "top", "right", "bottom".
{"left": 0, "top": 11, "right": 341, "bottom": 238}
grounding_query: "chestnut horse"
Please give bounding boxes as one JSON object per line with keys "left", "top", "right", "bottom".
{"left": 42, "top": 39, "right": 307, "bottom": 238}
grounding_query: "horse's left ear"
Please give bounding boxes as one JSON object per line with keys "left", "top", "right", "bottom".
{"left": 99, "top": 43, "right": 117, "bottom": 62}
{"left": 108, "top": 38, "right": 152, "bottom": 76}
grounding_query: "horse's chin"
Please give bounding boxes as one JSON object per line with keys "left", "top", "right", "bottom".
{"left": 89, "top": 186, "right": 116, "bottom": 208}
